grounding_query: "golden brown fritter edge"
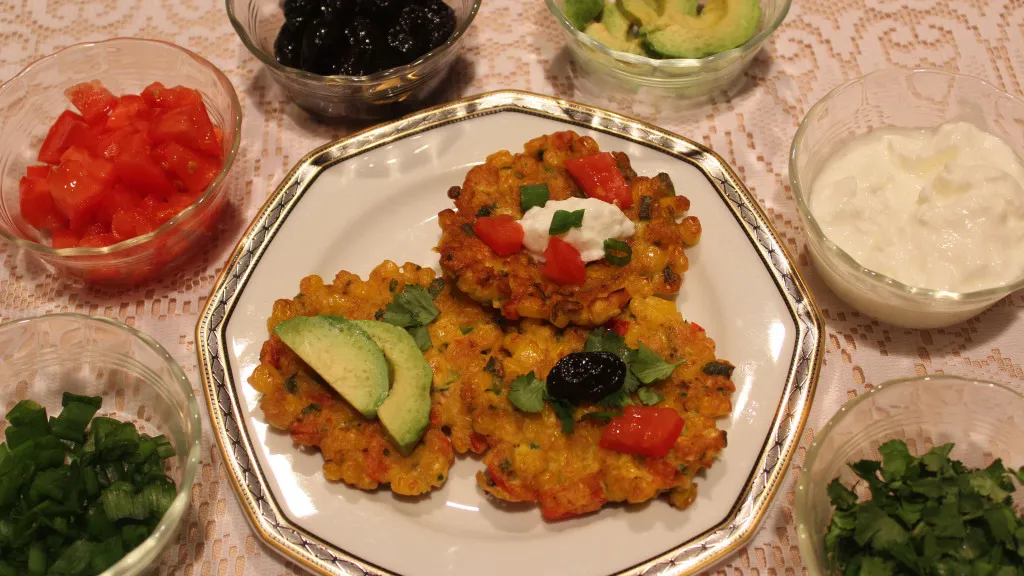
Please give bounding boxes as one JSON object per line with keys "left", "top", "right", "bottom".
{"left": 437, "top": 130, "right": 702, "bottom": 328}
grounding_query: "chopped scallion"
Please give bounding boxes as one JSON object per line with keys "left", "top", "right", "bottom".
{"left": 519, "top": 183, "right": 550, "bottom": 212}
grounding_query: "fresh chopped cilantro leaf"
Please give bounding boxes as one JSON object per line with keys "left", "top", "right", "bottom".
{"left": 826, "top": 442, "right": 1024, "bottom": 574}
{"left": 508, "top": 372, "right": 546, "bottom": 413}
{"left": 855, "top": 502, "right": 909, "bottom": 550}
{"left": 550, "top": 399, "right": 575, "bottom": 434}
{"left": 579, "top": 411, "right": 621, "bottom": 424}
{"left": 460, "top": 326, "right": 474, "bottom": 335}
{"left": 622, "top": 369, "right": 642, "bottom": 394}
{"left": 922, "top": 443, "right": 955, "bottom": 473}
{"left": 631, "top": 343, "right": 681, "bottom": 384}
{"left": 598, "top": 389, "right": 633, "bottom": 409}
{"left": 301, "top": 404, "right": 321, "bottom": 415}
{"left": 549, "top": 209, "right": 585, "bottom": 235}
{"left": 637, "top": 387, "right": 664, "bottom": 406}
{"left": 584, "top": 328, "right": 633, "bottom": 363}
{"left": 850, "top": 459, "right": 883, "bottom": 485}
{"left": 858, "top": 556, "right": 896, "bottom": 576}
{"left": 828, "top": 477, "right": 858, "bottom": 510}
{"left": 283, "top": 375, "right": 297, "bottom": 394}
{"left": 382, "top": 286, "right": 440, "bottom": 328}
{"left": 407, "top": 325, "right": 432, "bottom": 352}
{"left": 878, "top": 439, "right": 913, "bottom": 481}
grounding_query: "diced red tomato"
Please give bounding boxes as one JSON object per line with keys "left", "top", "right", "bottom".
{"left": 606, "top": 319, "right": 630, "bottom": 337}
{"left": 111, "top": 208, "right": 156, "bottom": 240}
{"left": 94, "top": 184, "right": 141, "bottom": 229}
{"left": 50, "top": 228, "right": 81, "bottom": 249}
{"left": 78, "top": 232, "right": 119, "bottom": 248}
{"left": 26, "top": 165, "right": 52, "bottom": 179}
{"left": 19, "top": 174, "right": 66, "bottom": 230}
{"left": 38, "top": 110, "right": 90, "bottom": 164}
{"left": 541, "top": 237, "right": 586, "bottom": 285}
{"left": 22, "top": 80, "right": 224, "bottom": 253}
{"left": 48, "top": 152, "right": 114, "bottom": 232}
{"left": 106, "top": 94, "right": 149, "bottom": 130}
{"left": 148, "top": 102, "right": 220, "bottom": 156}
{"left": 65, "top": 81, "right": 117, "bottom": 125}
{"left": 564, "top": 152, "right": 633, "bottom": 208}
{"left": 113, "top": 134, "right": 176, "bottom": 198}
{"left": 599, "top": 405, "right": 684, "bottom": 458}
{"left": 92, "top": 126, "right": 135, "bottom": 160}
{"left": 153, "top": 141, "right": 221, "bottom": 194}
{"left": 473, "top": 214, "right": 524, "bottom": 256}
{"left": 141, "top": 82, "right": 203, "bottom": 109}
{"left": 691, "top": 322, "right": 704, "bottom": 333}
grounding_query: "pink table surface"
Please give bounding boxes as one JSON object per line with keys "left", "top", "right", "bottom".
{"left": 3, "top": 0, "right": 1024, "bottom": 573}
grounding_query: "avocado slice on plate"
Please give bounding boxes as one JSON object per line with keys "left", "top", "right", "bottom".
{"left": 274, "top": 315, "right": 389, "bottom": 419}
{"left": 354, "top": 320, "right": 433, "bottom": 456}
{"left": 642, "top": 0, "right": 761, "bottom": 58}
{"left": 564, "top": 0, "right": 605, "bottom": 30}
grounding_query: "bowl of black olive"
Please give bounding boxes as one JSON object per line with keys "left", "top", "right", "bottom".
{"left": 227, "top": 0, "right": 480, "bottom": 119}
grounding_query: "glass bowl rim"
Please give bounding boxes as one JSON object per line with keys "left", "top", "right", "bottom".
{"left": 0, "top": 312, "right": 203, "bottom": 575}
{"left": 0, "top": 37, "right": 242, "bottom": 258}
{"left": 544, "top": 0, "right": 791, "bottom": 68}
{"left": 789, "top": 67, "right": 1024, "bottom": 304}
{"left": 225, "top": 0, "right": 482, "bottom": 84}
{"left": 794, "top": 374, "right": 1024, "bottom": 573}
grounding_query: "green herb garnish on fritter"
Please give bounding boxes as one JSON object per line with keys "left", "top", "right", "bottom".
{"left": 0, "top": 395, "right": 178, "bottom": 576}
{"left": 825, "top": 439, "right": 1024, "bottom": 574}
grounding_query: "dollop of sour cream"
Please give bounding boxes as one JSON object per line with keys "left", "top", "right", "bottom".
{"left": 809, "top": 121, "right": 1024, "bottom": 292}
{"left": 520, "top": 197, "right": 635, "bottom": 262}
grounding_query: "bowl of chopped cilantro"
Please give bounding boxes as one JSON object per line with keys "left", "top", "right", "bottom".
{"left": 795, "top": 375, "right": 1024, "bottom": 575}
{"left": 0, "top": 313, "right": 201, "bottom": 576}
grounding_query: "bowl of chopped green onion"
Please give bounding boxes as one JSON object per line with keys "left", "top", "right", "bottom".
{"left": 795, "top": 375, "right": 1024, "bottom": 575}
{"left": 0, "top": 313, "right": 201, "bottom": 576}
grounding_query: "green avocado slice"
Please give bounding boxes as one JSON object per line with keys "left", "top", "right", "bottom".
{"left": 584, "top": 22, "right": 645, "bottom": 54}
{"left": 564, "top": 0, "right": 605, "bottom": 30}
{"left": 353, "top": 320, "right": 434, "bottom": 456}
{"left": 642, "top": 0, "right": 761, "bottom": 58}
{"left": 274, "top": 315, "right": 389, "bottom": 419}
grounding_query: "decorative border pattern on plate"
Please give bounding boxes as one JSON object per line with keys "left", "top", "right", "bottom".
{"left": 195, "top": 90, "right": 824, "bottom": 576}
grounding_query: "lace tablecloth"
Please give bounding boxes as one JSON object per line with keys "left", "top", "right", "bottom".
{"left": 3, "top": 0, "right": 1024, "bottom": 573}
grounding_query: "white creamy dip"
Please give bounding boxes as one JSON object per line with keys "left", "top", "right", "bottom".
{"left": 809, "top": 121, "right": 1024, "bottom": 292}
{"left": 520, "top": 197, "right": 635, "bottom": 262}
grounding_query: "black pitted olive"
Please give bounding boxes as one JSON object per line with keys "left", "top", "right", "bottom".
{"left": 278, "top": 0, "right": 456, "bottom": 76}
{"left": 274, "top": 19, "right": 306, "bottom": 68}
{"left": 419, "top": 0, "right": 456, "bottom": 47}
{"left": 283, "top": 0, "right": 314, "bottom": 24}
{"left": 546, "top": 351, "right": 626, "bottom": 405}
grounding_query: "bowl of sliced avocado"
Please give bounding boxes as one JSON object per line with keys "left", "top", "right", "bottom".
{"left": 547, "top": 0, "right": 789, "bottom": 99}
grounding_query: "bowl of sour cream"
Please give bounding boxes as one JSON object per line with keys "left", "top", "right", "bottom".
{"left": 790, "top": 68, "right": 1024, "bottom": 328}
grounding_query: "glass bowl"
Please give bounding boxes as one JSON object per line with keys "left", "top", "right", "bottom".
{"left": 795, "top": 375, "right": 1024, "bottom": 575}
{"left": 227, "top": 0, "right": 480, "bottom": 119}
{"left": 545, "top": 0, "right": 790, "bottom": 103}
{"left": 0, "top": 38, "right": 241, "bottom": 287}
{"left": 0, "top": 313, "right": 202, "bottom": 576}
{"left": 790, "top": 68, "right": 1024, "bottom": 329}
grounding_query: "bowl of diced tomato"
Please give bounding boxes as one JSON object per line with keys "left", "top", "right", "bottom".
{"left": 0, "top": 38, "right": 241, "bottom": 286}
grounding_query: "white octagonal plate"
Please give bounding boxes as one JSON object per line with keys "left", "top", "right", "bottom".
{"left": 196, "top": 91, "right": 823, "bottom": 576}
